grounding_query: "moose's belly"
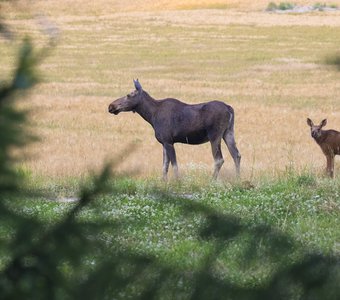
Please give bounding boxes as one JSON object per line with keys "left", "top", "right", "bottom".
{"left": 173, "top": 130, "right": 209, "bottom": 145}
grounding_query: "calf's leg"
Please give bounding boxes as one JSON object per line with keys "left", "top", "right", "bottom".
{"left": 326, "top": 153, "right": 334, "bottom": 178}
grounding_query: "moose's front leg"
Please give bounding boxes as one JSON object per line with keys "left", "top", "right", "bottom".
{"left": 162, "top": 145, "right": 170, "bottom": 181}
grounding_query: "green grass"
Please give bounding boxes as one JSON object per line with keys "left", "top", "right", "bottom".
{"left": 14, "top": 171, "right": 340, "bottom": 253}
{"left": 314, "top": 2, "right": 339, "bottom": 10}
{"left": 266, "top": 2, "right": 296, "bottom": 11}
{"left": 2, "top": 171, "right": 338, "bottom": 294}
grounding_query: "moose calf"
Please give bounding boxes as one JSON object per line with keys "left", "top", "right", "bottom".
{"left": 307, "top": 118, "right": 340, "bottom": 178}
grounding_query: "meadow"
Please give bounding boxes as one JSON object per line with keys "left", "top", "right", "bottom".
{"left": 1, "top": 0, "right": 340, "bottom": 298}
{"left": 1, "top": 0, "right": 339, "bottom": 179}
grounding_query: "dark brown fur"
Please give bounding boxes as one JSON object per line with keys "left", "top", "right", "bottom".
{"left": 307, "top": 118, "right": 340, "bottom": 178}
{"left": 108, "top": 80, "right": 241, "bottom": 180}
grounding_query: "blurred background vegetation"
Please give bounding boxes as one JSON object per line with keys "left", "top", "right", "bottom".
{"left": 1, "top": 2, "right": 340, "bottom": 299}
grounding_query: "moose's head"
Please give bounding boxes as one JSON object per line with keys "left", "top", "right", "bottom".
{"left": 108, "top": 79, "right": 143, "bottom": 115}
{"left": 307, "top": 118, "right": 327, "bottom": 139}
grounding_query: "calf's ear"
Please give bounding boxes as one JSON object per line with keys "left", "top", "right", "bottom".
{"left": 320, "top": 119, "right": 327, "bottom": 128}
{"left": 307, "top": 118, "right": 313, "bottom": 127}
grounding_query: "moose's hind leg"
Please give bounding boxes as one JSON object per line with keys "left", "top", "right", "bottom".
{"left": 164, "top": 143, "right": 179, "bottom": 179}
{"left": 223, "top": 131, "right": 241, "bottom": 176}
{"left": 210, "top": 138, "right": 224, "bottom": 180}
{"left": 162, "top": 146, "right": 170, "bottom": 181}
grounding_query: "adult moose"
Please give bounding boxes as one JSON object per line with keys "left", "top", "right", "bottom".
{"left": 307, "top": 118, "right": 340, "bottom": 178}
{"left": 108, "top": 80, "right": 241, "bottom": 180}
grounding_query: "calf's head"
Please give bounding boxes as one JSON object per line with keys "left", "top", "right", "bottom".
{"left": 108, "top": 79, "right": 143, "bottom": 115}
{"left": 307, "top": 118, "right": 327, "bottom": 139}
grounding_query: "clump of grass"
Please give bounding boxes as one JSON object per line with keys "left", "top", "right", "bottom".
{"left": 313, "top": 2, "right": 339, "bottom": 10}
{"left": 295, "top": 173, "right": 317, "bottom": 187}
{"left": 267, "top": 1, "right": 338, "bottom": 12}
{"left": 266, "top": 2, "right": 278, "bottom": 11}
{"left": 278, "top": 2, "right": 295, "bottom": 10}
{"left": 325, "top": 53, "right": 340, "bottom": 71}
{"left": 266, "top": 2, "right": 295, "bottom": 11}
{"left": 314, "top": 3, "right": 326, "bottom": 10}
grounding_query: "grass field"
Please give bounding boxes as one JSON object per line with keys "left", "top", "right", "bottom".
{"left": 1, "top": 1, "right": 340, "bottom": 297}
{"left": 2, "top": 0, "right": 339, "bottom": 247}
{"left": 1, "top": 0, "right": 339, "bottom": 180}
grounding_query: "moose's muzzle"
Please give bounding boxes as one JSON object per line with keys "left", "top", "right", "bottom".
{"left": 108, "top": 104, "right": 120, "bottom": 115}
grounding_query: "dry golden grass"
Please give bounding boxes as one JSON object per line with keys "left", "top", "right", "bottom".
{"left": 4, "top": 0, "right": 340, "bottom": 15}
{"left": 2, "top": 1, "right": 340, "bottom": 181}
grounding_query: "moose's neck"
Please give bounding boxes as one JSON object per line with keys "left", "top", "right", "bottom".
{"left": 135, "top": 91, "right": 158, "bottom": 126}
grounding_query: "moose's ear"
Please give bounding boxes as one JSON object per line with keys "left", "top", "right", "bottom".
{"left": 133, "top": 79, "right": 143, "bottom": 92}
{"left": 320, "top": 119, "right": 327, "bottom": 128}
{"left": 307, "top": 118, "right": 313, "bottom": 127}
